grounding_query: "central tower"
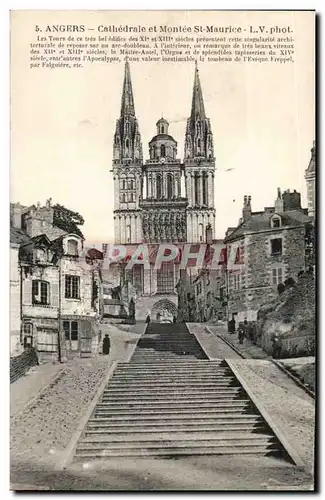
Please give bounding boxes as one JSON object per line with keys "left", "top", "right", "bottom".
{"left": 184, "top": 62, "right": 216, "bottom": 242}
{"left": 140, "top": 117, "right": 187, "bottom": 242}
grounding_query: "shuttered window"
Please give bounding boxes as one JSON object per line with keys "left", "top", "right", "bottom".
{"left": 32, "top": 280, "right": 50, "bottom": 305}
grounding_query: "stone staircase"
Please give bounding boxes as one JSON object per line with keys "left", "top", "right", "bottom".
{"left": 74, "top": 324, "right": 287, "bottom": 460}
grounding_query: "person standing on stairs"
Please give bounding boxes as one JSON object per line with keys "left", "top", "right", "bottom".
{"left": 102, "top": 334, "right": 110, "bottom": 355}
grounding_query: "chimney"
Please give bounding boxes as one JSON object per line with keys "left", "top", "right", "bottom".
{"left": 274, "top": 187, "right": 284, "bottom": 212}
{"left": 283, "top": 190, "right": 301, "bottom": 211}
{"left": 205, "top": 223, "right": 213, "bottom": 244}
{"left": 242, "top": 195, "right": 252, "bottom": 221}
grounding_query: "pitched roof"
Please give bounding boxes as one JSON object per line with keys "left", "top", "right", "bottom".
{"left": 10, "top": 227, "right": 31, "bottom": 245}
{"left": 225, "top": 210, "right": 310, "bottom": 242}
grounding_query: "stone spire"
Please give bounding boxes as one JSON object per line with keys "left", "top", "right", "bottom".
{"left": 184, "top": 63, "right": 214, "bottom": 160}
{"left": 120, "top": 60, "right": 135, "bottom": 117}
{"left": 113, "top": 61, "right": 142, "bottom": 163}
{"left": 306, "top": 140, "right": 316, "bottom": 175}
{"left": 191, "top": 61, "right": 206, "bottom": 120}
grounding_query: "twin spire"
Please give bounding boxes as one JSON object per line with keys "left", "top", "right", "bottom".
{"left": 119, "top": 60, "right": 207, "bottom": 122}
{"left": 116, "top": 61, "right": 213, "bottom": 162}
{"left": 120, "top": 60, "right": 135, "bottom": 117}
{"left": 191, "top": 60, "right": 206, "bottom": 120}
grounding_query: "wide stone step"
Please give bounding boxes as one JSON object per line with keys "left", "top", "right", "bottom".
{"left": 96, "top": 401, "right": 252, "bottom": 411}
{"left": 105, "top": 384, "right": 239, "bottom": 394}
{"left": 94, "top": 407, "right": 257, "bottom": 416}
{"left": 102, "top": 386, "right": 242, "bottom": 396}
{"left": 81, "top": 431, "right": 273, "bottom": 443}
{"left": 112, "top": 375, "right": 233, "bottom": 383}
{"left": 117, "top": 364, "right": 223, "bottom": 370}
{"left": 75, "top": 445, "right": 280, "bottom": 458}
{"left": 85, "top": 422, "right": 266, "bottom": 434}
{"left": 108, "top": 380, "right": 236, "bottom": 389}
{"left": 101, "top": 395, "right": 245, "bottom": 404}
{"left": 109, "top": 377, "right": 235, "bottom": 386}
{"left": 88, "top": 414, "right": 263, "bottom": 424}
{"left": 114, "top": 369, "right": 227, "bottom": 376}
{"left": 118, "top": 360, "right": 223, "bottom": 366}
{"left": 103, "top": 391, "right": 241, "bottom": 400}
{"left": 113, "top": 368, "right": 232, "bottom": 380}
{"left": 77, "top": 436, "right": 277, "bottom": 451}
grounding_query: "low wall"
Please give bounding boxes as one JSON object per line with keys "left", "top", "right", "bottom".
{"left": 10, "top": 348, "right": 39, "bottom": 384}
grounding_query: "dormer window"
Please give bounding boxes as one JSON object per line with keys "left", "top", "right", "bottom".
{"left": 34, "top": 248, "right": 46, "bottom": 263}
{"left": 67, "top": 239, "right": 78, "bottom": 256}
{"left": 271, "top": 215, "right": 282, "bottom": 228}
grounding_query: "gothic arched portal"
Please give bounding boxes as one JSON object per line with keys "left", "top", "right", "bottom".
{"left": 151, "top": 299, "right": 178, "bottom": 323}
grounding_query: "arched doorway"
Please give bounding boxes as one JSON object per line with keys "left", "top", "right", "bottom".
{"left": 151, "top": 299, "right": 177, "bottom": 323}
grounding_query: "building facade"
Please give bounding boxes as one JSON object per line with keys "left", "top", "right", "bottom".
{"left": 106, "top": 61, "right": 217, "bottom": 320}
{"left": 10, "top": 200, "right": 102, "bottom": 361}
{"left": 224, "top": 189, "right": 312, "bottom": 323}
{"left": 112, "top": 61, "right": 216, "bottom": 246}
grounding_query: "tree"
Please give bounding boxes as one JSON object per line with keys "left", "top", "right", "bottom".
{"left": 53, "top": 203, "right": 85, "bottom": 238}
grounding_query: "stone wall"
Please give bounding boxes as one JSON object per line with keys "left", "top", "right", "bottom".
{"left": 10, "top": 348, "right": 38, "bottom": 384}
{"left": 257, "top": 270, "right": 315, "bottom": 357}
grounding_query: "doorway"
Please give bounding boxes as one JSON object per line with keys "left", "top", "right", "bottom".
{"left": 63, "top": 320, "right": 79, "bottom": 352}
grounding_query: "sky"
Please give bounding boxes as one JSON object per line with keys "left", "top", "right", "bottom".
{"left": 10, "top": 10, "right": 315, "bottom": 245}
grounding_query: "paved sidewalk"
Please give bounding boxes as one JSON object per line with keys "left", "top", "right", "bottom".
{"left": 228, "top": 359, "right": 315, "bottom": 474}
{"left": 186, "top": 323, "right": 242, "bottom": 359}
{"left": 11, "top": 323, "right": 145, "bottom": 418}
{"left": 11, "top": 363, "right": 63, "bottom": 417}
{"left": 208, "top": 324, "right": 271, "bottom": 359}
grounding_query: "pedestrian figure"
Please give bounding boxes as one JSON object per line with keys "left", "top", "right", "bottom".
{"left": 238, "top": 326, "right": 245, "bottom": 345}
{"left": 145, "top": 314, "right": 151, "bottom": 324}
{"left": 243, "top": 318, "right": 249, "bottom": 347}
{"left": 102, "top": 334, "right": 110, "bottom": 355}
{"left": 228, "top": 314, "right": 236, "bottom": 334}
{"left": 272, "top": 334, "right": 282, "bottom": 359}
{"left": 173, "top": 315, "right": 177, "bottom": 323}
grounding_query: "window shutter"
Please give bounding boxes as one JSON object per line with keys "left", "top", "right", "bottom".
{"left": 51, "top": 282, "right": 59, "bottom": 307}
{"left": 23, "top": 279, "right": 33, "bottom": 305}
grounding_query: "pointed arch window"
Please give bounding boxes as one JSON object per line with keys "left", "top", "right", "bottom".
{"left": 202, "top": 173, "right": 208, "bottom": 205}
{"left": 126, "top": 225, "right": 131, "bottom": 243}
{"left": 199, "top": 223, "right": 204, "bottom": 242}
{"left": 125, "top": 121, "right": 130, "bottom": 134}
{"left": 125, "top": 138, "right": 130, "bottom": 155}
{"left": 194, "top": 174, "right": 200, "bottom": 205}
{"left": 197, "top": 138, "right": 201, "bottom": 153}
{"left": 167, "top": 174, "right": 173, "bottom": 199}
{"left": 156, "top": 175, "right": 162, "bottom": 199}
{"left": 160, "top": 144, "right": 166, "bottom": 157}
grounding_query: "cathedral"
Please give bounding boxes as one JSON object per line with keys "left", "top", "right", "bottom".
{"left": 105, "top": 61, "right": 217, "bottom": 321}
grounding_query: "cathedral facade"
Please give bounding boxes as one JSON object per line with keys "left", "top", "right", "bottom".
{"left": 107, "top": 62, "right": 217, "bottom": 321}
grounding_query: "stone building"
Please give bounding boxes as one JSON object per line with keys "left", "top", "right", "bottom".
{"left": 175, "top": 226, "right": 227, "bottom": 323}
{"left": 105, "top": 61, "right": 217, "bottom": 320}
{"left": 10, "top": 200, "right": 102, "bottom": 362}
{"left": 10, "top": 241, "right": 22, "bottom": 356}
{"left": 224, "top": 188, "right": 311, "bottom": 323}
{"left": 305, "top": 140, "right": 316, "bottom": 219}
